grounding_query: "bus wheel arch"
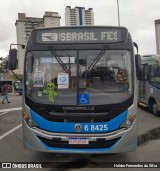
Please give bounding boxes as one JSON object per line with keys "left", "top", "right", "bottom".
{"left": 148, "top": 97, "right": 160, "bottom": 116}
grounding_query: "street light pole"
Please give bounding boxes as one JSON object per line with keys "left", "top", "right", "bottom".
{"left": 117, "top": 0, "right": 120, "bottom": 26}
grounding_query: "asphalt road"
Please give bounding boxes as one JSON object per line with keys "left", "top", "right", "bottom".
{"left": 0, "top": 94, "right": 160, "bottom": 170}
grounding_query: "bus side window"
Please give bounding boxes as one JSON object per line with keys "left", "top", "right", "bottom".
{"left": 142, "top": 64, "right": 150, "bottom": 81}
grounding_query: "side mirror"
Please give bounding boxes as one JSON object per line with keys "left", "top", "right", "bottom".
{"left": 8, "top": 49, "right": 17, "bottom": 70}
{"left": 135, "top": 54, "right": 141, "bottom": 80}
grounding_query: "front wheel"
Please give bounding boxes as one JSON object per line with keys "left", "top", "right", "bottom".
{"left": 149, "top": 100, "right": 160, "bottom": 117}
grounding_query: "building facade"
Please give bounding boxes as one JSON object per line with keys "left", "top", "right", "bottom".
{"left": 15, "top": 12, "right": 61, "bottom": 74}
{"left": 155, "top": 19, "right": 160, "bottom": 55}
{"left": 65, "top": 6, "right": 94, "bottom": 26}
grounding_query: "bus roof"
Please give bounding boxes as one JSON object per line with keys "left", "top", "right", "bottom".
{"left": 31, "top": 26, "right": 128, "bottom": 45}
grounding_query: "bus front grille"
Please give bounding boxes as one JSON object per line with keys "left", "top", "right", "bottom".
{"left": 37, "top": 136, "right": 121, "bottom": 149}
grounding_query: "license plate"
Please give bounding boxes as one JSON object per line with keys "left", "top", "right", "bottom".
{"left": 69, "top": 138, "right": 88, "bottom": 144}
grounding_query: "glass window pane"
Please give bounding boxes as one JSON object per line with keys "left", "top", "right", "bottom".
{"left": 25, "top": 50, "right": 132, "bottom": 105}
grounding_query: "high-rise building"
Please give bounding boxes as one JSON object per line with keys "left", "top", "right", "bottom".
{"left": 65, "top": 6, "right": 94, "bottom": 26}
{"left": 15, "top": 12, "right": 61, "bottom": 74}
{"left": 155, "top": 19, "right": 160, "bottom": 55}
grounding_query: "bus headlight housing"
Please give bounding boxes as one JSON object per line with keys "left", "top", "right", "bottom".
{"left": 23, "top": 113, "right": 38, "bottom": 128}
{"left": 120, "top": 114, "right": 136, "bottom": 128}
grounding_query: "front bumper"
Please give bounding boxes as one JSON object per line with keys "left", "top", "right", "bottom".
{"left": 22, "top": 119, "right": 137, "bottom": 153}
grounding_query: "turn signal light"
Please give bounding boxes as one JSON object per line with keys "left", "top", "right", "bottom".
{"left": 23, "top": 113, "right": 29, "bottom": 121}
{"left": 120, "top": 114, "right": 136, "bottom": 128}
{"left": 23, "top": 113, "right": 38, "bottom": 128}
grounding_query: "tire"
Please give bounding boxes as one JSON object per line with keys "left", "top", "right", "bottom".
{"left": 149, "top": 100, "right": 160, "bottom": 117}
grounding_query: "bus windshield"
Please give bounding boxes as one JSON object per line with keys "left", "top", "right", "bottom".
{"left": 25, "top": 49, "right": 132, "bottom": 105}
{"left": 15, "top": 81, "right": 23, "bottom": 89}
{"left": 150, "top": 64, "right": 160, "bottom": 82}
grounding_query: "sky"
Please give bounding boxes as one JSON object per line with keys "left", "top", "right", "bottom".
{"left": 0, "top": 0, "right": 160, "bottom": 57}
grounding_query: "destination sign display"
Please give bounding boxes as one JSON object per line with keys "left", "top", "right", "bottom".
{"left": 31, "top": 27, "right": 127, "bottom": 44}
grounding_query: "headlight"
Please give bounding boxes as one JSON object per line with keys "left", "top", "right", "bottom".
{"left": 120, "top": 114, "right": 136, "bottom": 128}
{"left": 23, "top": 113, "right": 38, "bottom": 128}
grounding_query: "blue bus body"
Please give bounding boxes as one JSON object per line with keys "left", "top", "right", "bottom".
{"left": 22, "top": 26, "right": 138, "bottom": 153}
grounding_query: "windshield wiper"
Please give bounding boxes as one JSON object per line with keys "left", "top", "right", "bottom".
{"left": 88, "top": 46, "right": 109, "bottom": 71}
{"left": 49, "top": 47, "right": 70, "bottom": 74}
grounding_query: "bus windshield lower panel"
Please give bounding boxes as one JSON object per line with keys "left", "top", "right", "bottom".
{"left": 25, "top": 49, "right": 132, "bottom": 106}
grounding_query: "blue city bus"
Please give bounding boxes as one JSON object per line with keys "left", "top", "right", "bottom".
{"left": 12, "top": 26, "right": 138, "bottom": 153}
{"left": 14, "top": 80, "right": 23, "bottom": 95}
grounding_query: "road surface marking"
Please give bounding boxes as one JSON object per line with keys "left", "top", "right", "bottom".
{"left": 0, "top": 124, "right": 22, "bottom": 140}
{"left": 0, "top": 112, "right": 8, "bottom": 116}
{"left": 0, "top": 107, "right": 22, "bottom": 113}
